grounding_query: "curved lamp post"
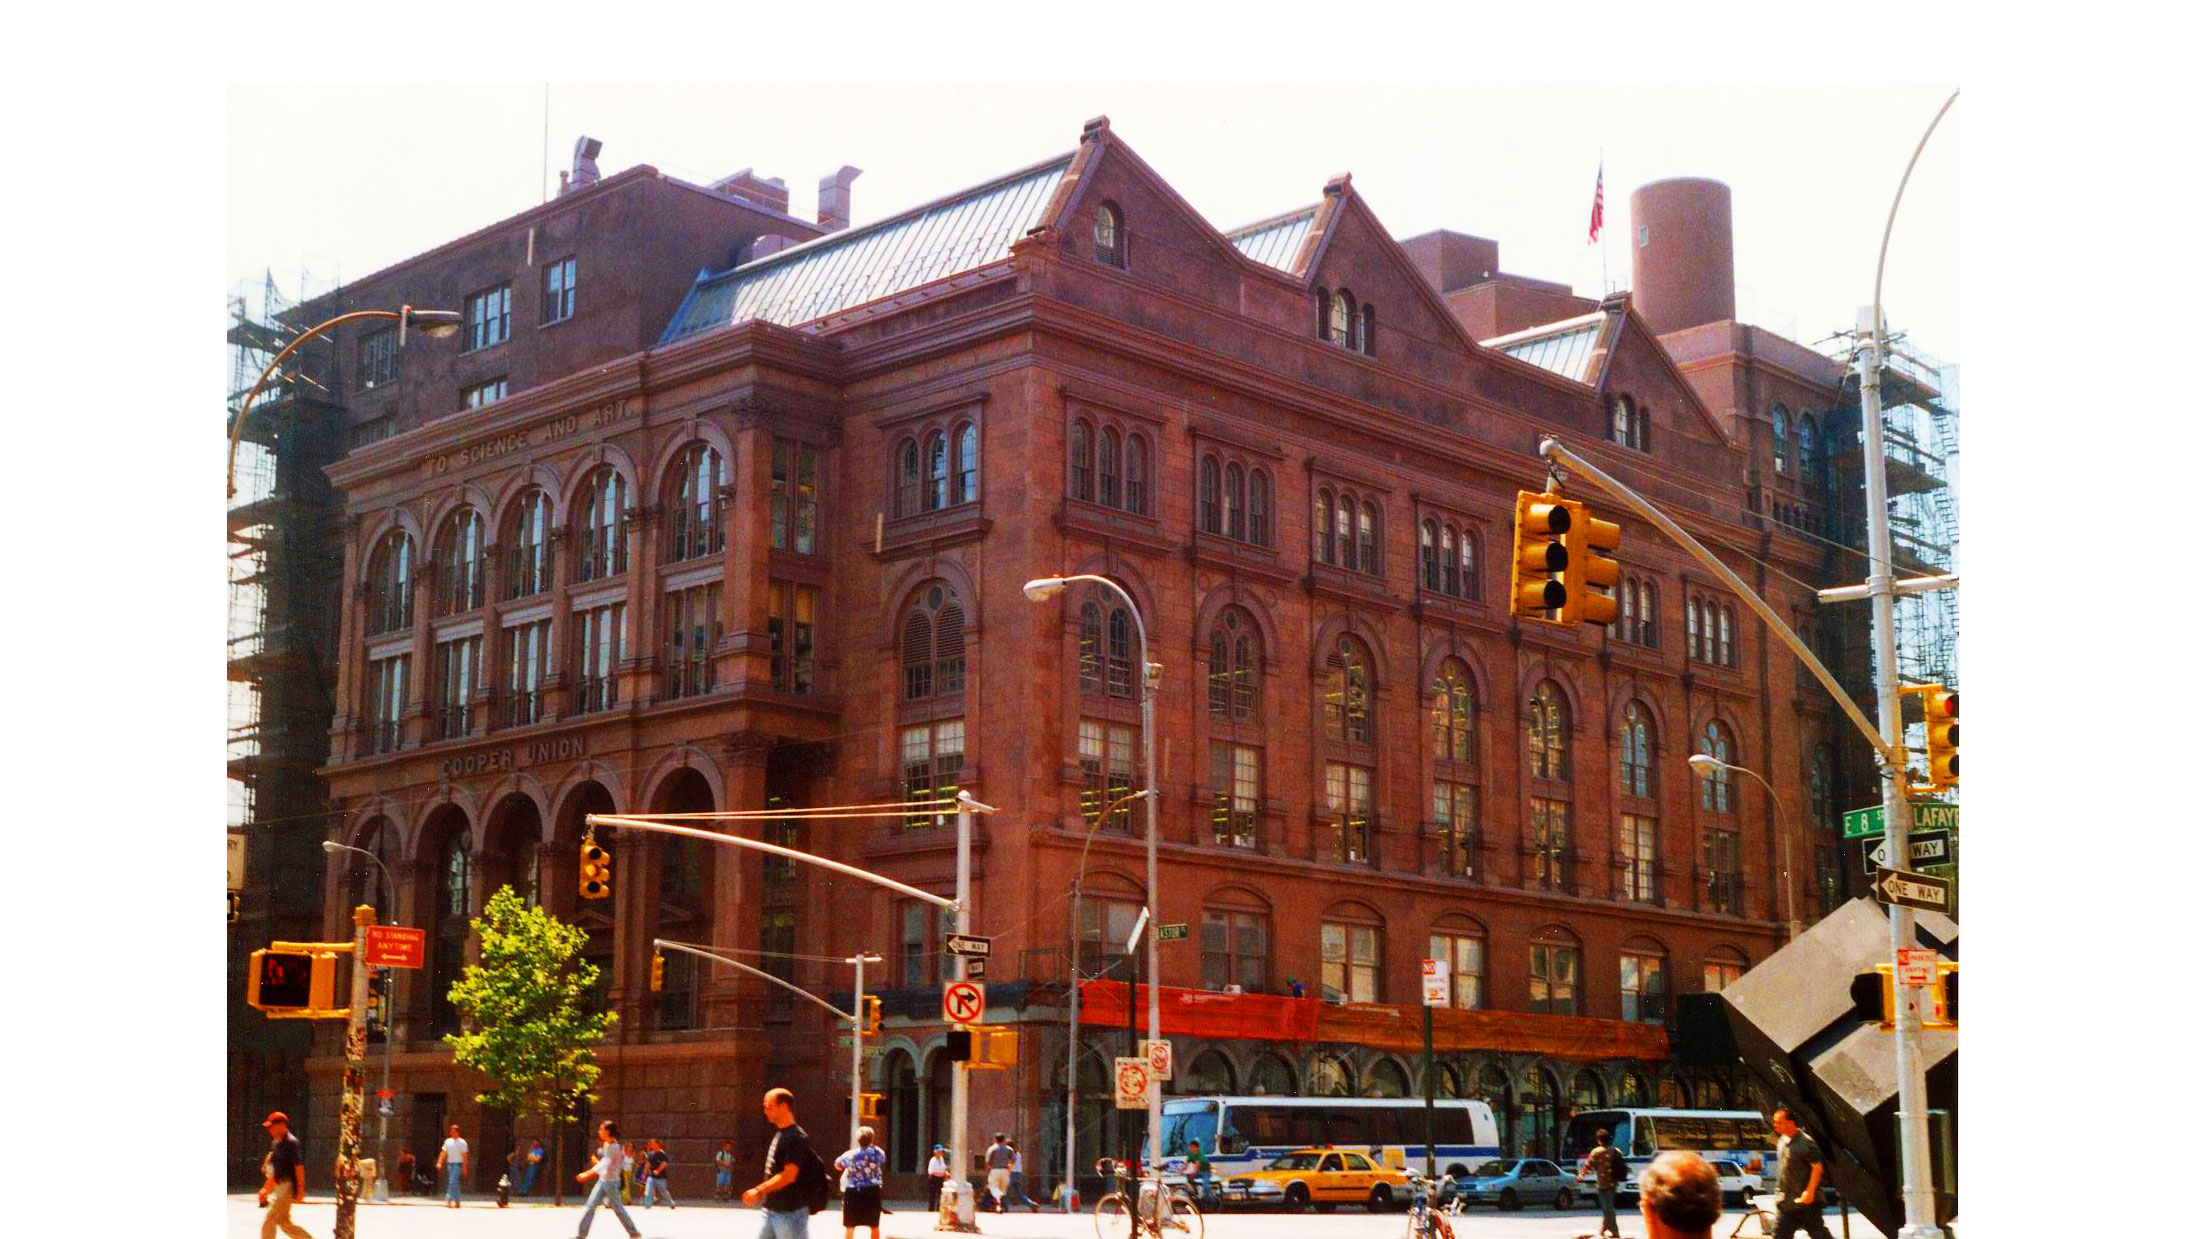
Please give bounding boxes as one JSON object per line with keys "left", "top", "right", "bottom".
{"left": 323, "top": 840, "right": 401, "bottom": 1193}
{"left": 227, "top": 306, "right": 461, "bottom": 498}
{"left": 1022, "top": 574, "right": 1163, "bottom": 1197}
{"left": 1687, "top": 754, "right": 1799, "bottom": 939}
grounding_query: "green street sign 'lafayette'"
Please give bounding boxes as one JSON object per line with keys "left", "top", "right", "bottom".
{"left": 1842, "top": 801, "right": 1959, "bottom": 840}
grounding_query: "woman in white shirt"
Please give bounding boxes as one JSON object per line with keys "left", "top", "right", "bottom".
{"left": 572, "top": 1121, "right": 642, "bottom": 1239}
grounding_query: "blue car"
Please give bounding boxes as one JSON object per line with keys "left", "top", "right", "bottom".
{"left": 1443, "top": 1159, "right": 1579, "bottom": 1211}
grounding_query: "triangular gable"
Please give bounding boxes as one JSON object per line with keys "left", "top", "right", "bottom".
{"left": 1589, "top": 297, "right": 1734, "bottom": 447}
{"left": 1044, "top": 116, "right": 1285, "bottom": 279}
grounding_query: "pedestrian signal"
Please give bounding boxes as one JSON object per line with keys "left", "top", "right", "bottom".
{"left": 366, "top": 972, "right": 388, "bottom": 1043}
{"left": 946, "top": 1029, "right": 973, "bottom": 1061}
{"left": 579, "top": 840, "right": 612, "bottom": 900}
{"left": 1927, "top": 963, "right": 1960, "bottom": 1029}
{"left": 858, "top": 1092, "right": 884, "bottom": 1120}
{"left": 1563, "top": 502, "right": 1622, "bottom": 627}
{"left": 1510, "top": 492, "right": 1571, "bottom": 620}
{"left": 249, "top": 949, "right": 338, "bottom": 1012}
{"left": 862, "top": 995, "right": 882, "bottom": 1036}
{"left": 650, "top": 953, "right": 666, "bottom": 993}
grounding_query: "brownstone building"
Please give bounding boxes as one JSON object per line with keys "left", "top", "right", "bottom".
{"left": 293, "top": 118, "right": 1853, "bottom": 1198}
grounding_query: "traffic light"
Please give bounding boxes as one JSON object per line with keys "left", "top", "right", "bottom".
{"left": 1563, "top": 502, "right": 1622, "bottom": 627}
{"left": 579, "top": 839, "right": 612, "bottom": 900}
{"left": 650, "top": 953, "right": 666, "bottom": 993}
{"left": 1926, "top": 962, "right": 1960, "bottom": 1029}
{"left": 1848, "top": 968, "right": 1893, "bottom": 1028}
{"left": 858, "top": 1092, "right": 884, "bottom": 1120}
{"left": 1908, "top": 685, "right": 1960, "bottom": 790}
{"left": 975, "top": 1026, "right": 1018, "bottom": 1069}
{"left": 946, "top": 1029, "right": 973, "bottom": 1061}
{"left": 227, "top": 892, "right": 240, "bottom": 924}
{"left": 1509, "top": 491, "right": 1571, "bottom": 621}
{"left": 249, "top": 949, "right": 339, "bottom": 1013}
{"left": 365, "top": 972, "right": 388, "bottom": 1044}
{"left": 861, "top": 995, "right": 882, "bottom": 1036}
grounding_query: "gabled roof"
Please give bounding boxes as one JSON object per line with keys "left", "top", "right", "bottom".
{"left": 1481, "top": 312, "right": 1607, "bottom": 384}
{"left": 1225, "top": 206, "right": 1321, "bottom": 276}
{"left": 659, "top": 152, "right": 1075, "bottom": 344}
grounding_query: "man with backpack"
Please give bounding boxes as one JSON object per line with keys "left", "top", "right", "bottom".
{"left": 1576, "top": 1126, "right": 1630, "bottom": 1239}
{"left": 742, "top": 1087, "right": 828, "bottom": 1239}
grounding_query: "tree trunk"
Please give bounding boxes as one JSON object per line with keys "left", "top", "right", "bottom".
{"left": 551, "top": 1116, "right": 565, "bottom": 1208}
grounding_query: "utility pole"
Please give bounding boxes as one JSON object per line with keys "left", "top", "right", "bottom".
{"left": 940, "top": 791, "right": 994, "bottom": 1231}
{"left": 847, "top": 952, "right": 881, "bottom": 1147}
{"left": 334, "top": 904, "right": 372, "bottom": 1239}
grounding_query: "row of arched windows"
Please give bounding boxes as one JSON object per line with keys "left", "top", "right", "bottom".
{"left": 1418, "top": 518, "right": 1480, "bottom": 600}
{"left": 891, "top": 422, "right": 979, "bottom": 518}
{"left": 1197, "top": 455, "right": 1273, "bottom": 547}
{"left": 1069, "top": 419, "right": 1149, "bottom": 515}
{"left": 1611, "top": 395, "right": 1652, "bottom": 452}
{"left": 1317, "top": 288, "right": 1377, "bottom": 356}
{"left": 1687, "top": 594, "right": 1740, "bottom": 667}
{"left": 1772, "top": 403, "right": 1825, "bottom": 482}
{"left": 1608, "top": 575, "right": 1660, "bottom": 648}
{"left": 1314, "top": 486, "right": 1381, "bottom": 576}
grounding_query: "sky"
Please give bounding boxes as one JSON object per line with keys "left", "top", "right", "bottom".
{"left": 227, "top": 82, "right": 1960, "bottom": 364}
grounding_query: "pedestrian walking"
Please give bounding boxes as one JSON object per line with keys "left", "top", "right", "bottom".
{"left": 741, "top": 1087, "right": 823, "bottom": 1239}
{"left": 835, "top": 1126, "right": 887, "bottom": 1239}
{"left": 1575, "top": 1126, "right": 1630, "bottom": 1238}
{"left": 437, "top": 1123, "right": 468, "bottom": 1207}
{"left": 1770, "top": 1107, "right": 1833, "bottom": 1239}
{"left": 394, "top": 1149, "right": 416, "bottom": 1197}
{"left": 1008, "top": 1143, "right": 1039, "bottom": 1211}
{"left": 622, "top": 1142, "right": 640, "bottom": 1204}
{"left": 715, "top": 1138, "right": 738, "bottom": 1202}
{"left": 257, "top": 1112, "right": 314, "bottom": 1239}
{"left": 642, "top": 1138, "right": 677, "bottom": 1208}
{"left": 926, "top": 1143, "right": 949, "bottom": 1203}
{"left": 1637, "top": 1151, "right": 1723, "bottom": 1239}
{"left": 519, "top": 1139, "right": 544, "bottom": 1196}
{"left": 573, "top": 1120, "right": 642, "bottom": 1239}
{"left": 984, "top": 1132, "right": 1015, "bottom": 1212}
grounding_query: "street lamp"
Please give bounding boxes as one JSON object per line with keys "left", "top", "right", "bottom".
{"left": 1686, "top": 755, "right": 1799, "bottom": 939}
{"left": 1022, "top": 575, "right": 1164, "bottom": 1187}
{"left": 227, "top": 306, "right": 461, "bottom": 499}
{"left": 324, "top": 840, "right": 400, "bottom": 1195}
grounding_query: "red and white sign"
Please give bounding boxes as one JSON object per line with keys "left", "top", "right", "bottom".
{"left": 1421, "top": 958, "right": 1450, "bottom": 1007}
{"left": 1144, "top": 1038, "right": 1173, "bottom": 1081}
{"left": 942, "top": 980, "right": 985, "bottom": 1024}
{"left": 365, "top": 925, "right": 427, "bottom": 969}
{"left": 1114, "top": 1058, "right": 1152, "bottom": 1109}
{"left": 1894, "top": 947, "right": 1938, "bottom": 987}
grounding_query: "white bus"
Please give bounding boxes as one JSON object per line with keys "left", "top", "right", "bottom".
{"left": 1158, "top": 1095, "right": 1501, "bottom": 1180}
{"left": 1558, "top": 1109, "right": 1775, "bottom": 1202}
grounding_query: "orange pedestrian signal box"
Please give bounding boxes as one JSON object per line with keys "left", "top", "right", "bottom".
{"left": 365, "top": 924, "right": 427, "bottom": 969}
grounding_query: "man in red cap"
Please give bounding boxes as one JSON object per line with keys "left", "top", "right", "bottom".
{"left": 257, "top": 1112, "right": 314, "bottom": 1239}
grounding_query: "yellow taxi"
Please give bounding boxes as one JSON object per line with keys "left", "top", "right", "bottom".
{"left": 1220, "top": 1146, "right": 1411, "bottom": 1212}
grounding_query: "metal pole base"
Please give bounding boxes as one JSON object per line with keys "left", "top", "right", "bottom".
{"left": 935, "top": 1178, "right": 980, "bottom": 1232}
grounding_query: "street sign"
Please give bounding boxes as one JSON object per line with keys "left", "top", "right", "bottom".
{"left": 1114, "top": 1058, "right": 1153, "bottom": 1109}
{"left": 1894, "top": 948, "right": 1938, "bottom": 987}
{"left": 961, "top": 955, "right": 986, "bottom": 980}
{"left": 942, "top": 980, "right": 986, "bottom": 1024}
{"left": 365, "top": 925, "right": 427, "bottom": 969}
{"left": 1860, "top": 830, "right": 1955, "bottom": 874}
{"left": 1872, "top": 866, "right": 1952, "bottom": 914}
{"left": 1420, "top": 958, "right": 1449, "bottom": 1008}
{"left": 1144, "top": 1039, "right": 1173, "bottom": 1080}
{"left": 227, "top": 831, "right": 246, "bottom": 893}
{"left": 374, "top": 1089, "right": 396, "bottom": 1099}
{"left": 944, "top": 933, "right": 992, "bottom": 957}
{"left": 1842, "top": 800, "right": 1960, "bottom": 840}
{"left": 1157, "top": 923, "right": 1190, "bottom": 942}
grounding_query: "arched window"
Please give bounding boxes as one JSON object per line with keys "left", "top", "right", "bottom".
{"left": 1620, "top": 937, "right": 1669, "bottom": 1023}
{"left": 1093, "top": 202, "right": 1125, "bottom": 267}
{"left": 506, "top": 489, "right": 552, "bottom": 599}
{"left": 1225, "top": 463, "right": 1246, "bottom": 541}
{"left": 1184, "top": 1050, "right": 1236, "bottom": 1095}
{"left": 1688, "top": 596, "right": 1707, "bottom": 662}
{"left": 1420, "top": 521, "right": 1440, "bottom": 591}
{"left": 900, "top": 585, "right": 965, "bottom": 701}
{"left": 1637, "top": 580, "right": 1656, "bottom": 646}
{"left": 1364, "top": 1059, "right": 1410, "bottom": 1098}
{"left": 1799, "top": 414, "right": 1820, "bottom": 480}
{"left": 924, "top": 431, "right": 950, "bottom": 511}
{"left": 1361, "top": 304, "right": 1377, "bottom": 357}
{"left": 431, "top": 829, "right": 471, "bottom": 1034}
{"left": 1809, "top": 743, "right": 1836, "bottom": 828}
{"left": 1314, "top": 488, "right": 1336, "bottom": 564}
{"left": 1337, "top": 496, "right": 1355, "bottom": 568}
{"left": 1124, "top": 435, "right": 1147, "bottom": 514}
{"left": 1078, "top": 601, "right": 1104, "bottom": 695}
{"left": 575, "top": 468, "right": 627, "bottom": 582}
{"left": 1702, "top": 946, "right": 1749, "bottom": 992}
{"left": 1616, "top": 1072, "right": 1651, "bottom": 1107}
{"left": 1460, "top": 533, "right": 1477, "bottom": 600}
{"left": 1198, "top": 457, "right": 1222, "bottom": 534}
{"left": 1699, "top": 721, "right": 1735, "bottom": 811}
{"left": 1316, "top": 289, "right": 1333, "bottom": 342}
{"left": 1207, "top": 609, "right": 1258, "bottom": 721}
{"left": 666, "top": 444, "right": 725, "bottom": 563}
{"left": 434, "top": 510, "right": 481, "bottom": 615}
{"left": 1329, "top": 291, "right": 1353, "bottom": 347}
{"left": 954, "top": 422, "right": 979, "bottom": 505}
{"left": 1248, "top": 1053, "right": 1296, "bottom": 1098}
{"left": 1308, "top": 1056, "right": 1354, "bottom": 1098}
{"left": 1527, "top": 681, "right": 1569, "bottom": 780}
{"left": 1439, "top": 526, "right": 1461, "bottom": 596}
{"left": 1104, "top": 605, "right": 1135, "bottom": 698}
{"left": 1771, "top": 405, "right": 1790, "bottom": 473}
{"left": 1431, "top": 662, "right": 1474, "bottom": 763}
{"left": 1098, "top": 427, "right": 1121, "bottom": 510}
{"left": 1324, "top": 635, "right": 1372, "bottom": 744}
{"left": 1614, "top": 396, "right": 1635, "bottom": 445}
{"left": 1428, "top": 921, "right": 1485, "bottom": 1009}
{"left": 1571, "top": 1070, "right": 1605, "bottom": 1113}
{"left": 1356, "top": 501, "right": 1379, "bottom": 575}
{"left": 1247, "top": 469, "right": 1271, "bottom": 547}
{"left": 1528, "top": 927, "right": 1580, "bottom": 1016}
{"left": 1716, "top": 607, "right": 1736, "bottom": 667}
{"left": 1619, "top": 702, "right": 1655, "bottom": 797}
{"left": 894, "top": 438, "right": 922, "bottom": 517}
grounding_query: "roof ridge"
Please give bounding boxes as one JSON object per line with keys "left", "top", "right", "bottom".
{"left": 1224, "top": 203, "right": 1321, "bottom": 237}
{"left": 1479, "top": 311, "right": 1607, "bottom": 348}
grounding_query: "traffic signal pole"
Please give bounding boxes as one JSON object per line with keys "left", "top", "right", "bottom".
{"left": 334, "top": 904, "right": 372, "bottom": 1239}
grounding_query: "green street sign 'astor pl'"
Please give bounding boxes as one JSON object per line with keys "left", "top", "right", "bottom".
{"left": 1842, "top": 801, "right": 1960, "bottom": 840}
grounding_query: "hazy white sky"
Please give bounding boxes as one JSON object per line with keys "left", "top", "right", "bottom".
{"left": 228, "top": 81, "right": 1959, "bottom": 363}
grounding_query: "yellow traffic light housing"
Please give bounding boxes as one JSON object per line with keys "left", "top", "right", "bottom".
{"left": 963, "top": 1025, "right": 1018, "bottom": 1069}
{"left": 1564, "top": 503, "right": 1622, "bottom": 627}
{"left": 1851, "top": 962, "right": 1959, "bottom": 1031}
{"left": 1510, "top": 491, "right": 1571, "bottom": 621}
{"left": 862, "top": 995, "right": 883, "bottom": 1036}
{"left": 858, "top": 1091, "right": 885, "bottom": 1120}
{"left": 579, "top": 839, "right": 612, "bottom": 901}
{"left": 1902, "top": 685, "right": 1959, "bottom": 792}
{"left": 248, "top": 948, "right": 341, "bottom": 1014}
{"left": 649, "top": 953, "right": 666, "bottom": 993}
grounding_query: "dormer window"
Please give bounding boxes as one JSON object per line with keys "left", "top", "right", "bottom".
{"left": 1094, "top": 202, "right": 1126, "bottom": 268}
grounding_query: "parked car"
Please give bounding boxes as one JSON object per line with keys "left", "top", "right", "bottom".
{"left": 1444, "top": 1159, "right": 1579, "bottom": 1211}
{"left": 1707, "top": 1159, "right": 1761, "bottom": 1208}
{"left": 1218, "top": 1147, "right": 1410, "bottom": 1212}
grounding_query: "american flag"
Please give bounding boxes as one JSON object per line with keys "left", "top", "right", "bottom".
{"left": 1588, "top": 163, "right": 1605, "bottom": 244}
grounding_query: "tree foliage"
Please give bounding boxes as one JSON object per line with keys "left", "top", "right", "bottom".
{"left": 443, "top": 885, "right": 616, "bottom": 1204}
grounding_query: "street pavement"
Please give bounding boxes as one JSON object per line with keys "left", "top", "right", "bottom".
{"left": 226, "top": 1193, "right": 1870, "bottom": 1239}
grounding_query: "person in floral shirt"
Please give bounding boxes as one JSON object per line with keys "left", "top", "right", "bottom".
{"left": 834, "top": 1127, "right": 888, "bottom": 1239}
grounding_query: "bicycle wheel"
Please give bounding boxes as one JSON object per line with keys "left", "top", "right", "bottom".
{"left": 1164, "top": 1193, "right": 1204, "bottom": 1239}
{"left": 1096, "top": 1193, "right": 1130, "bottom": 1239}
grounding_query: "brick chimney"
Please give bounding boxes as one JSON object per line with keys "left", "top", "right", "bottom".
{"left": 817, "top": 166, "right": 863, "bottom": 231}
{"left": 709, "top": 168, "right": 791, "bottom": 215}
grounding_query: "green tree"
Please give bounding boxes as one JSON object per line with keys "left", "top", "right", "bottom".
{"left": 444, "top": 885, "right": 617, "bottom": 1206}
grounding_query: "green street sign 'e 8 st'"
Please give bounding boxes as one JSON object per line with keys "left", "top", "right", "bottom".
{"left": 1842, "top": 801, "right": 1960, "bottom": 840}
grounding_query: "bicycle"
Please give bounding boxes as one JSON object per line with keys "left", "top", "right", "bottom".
{"left": 1403, "top": 1173, "right": 1463, "bottom": 1239}
{"left": 1093, "top": 1158, "right": 1203, "bottom": 1239}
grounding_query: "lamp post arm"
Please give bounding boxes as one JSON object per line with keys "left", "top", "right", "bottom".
{"left": 654, "top": 939, "right": 857, "bottom": 1025}
{"left": 228, "top": 309, "right": 421, "bottom": 499}
{"left": 588, "top": 814, "right": 959, "bottom": 911}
